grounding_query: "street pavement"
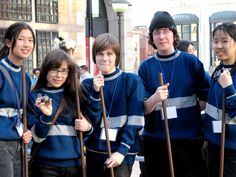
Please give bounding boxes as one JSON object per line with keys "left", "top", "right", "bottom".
{"left": 131, "top": 161, "right": 141, "bottom": 177}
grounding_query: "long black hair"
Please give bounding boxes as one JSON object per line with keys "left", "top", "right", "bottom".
{"left": 0, "top": 22, "right": 36, "bottom": 59}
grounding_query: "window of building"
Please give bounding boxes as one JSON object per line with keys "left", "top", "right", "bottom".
{"left": 36, "top": 30, "right": 58, "bottom": 66}
{"left": 36, "top": 0, "right": 58, "bottom": 23}
{"left": 86, "top": 0, "right": 108, "bottom": 37}
{"left": 0, "top": 0, "right": 32, "bottom": 21}
{"left": 173, "top": 13, "right": 199, "bottom": 56}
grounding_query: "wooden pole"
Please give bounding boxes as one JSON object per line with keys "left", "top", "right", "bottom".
{"left": 100, "top": 87, "right": 115, "bottom": 177}
{"left": 22, "top": 64, "right": 28, "bottom": 177}
{"left": 74, "top": 72, "right": 87, "bottom": 177}
{"left": 158, "top": 73, "right": 175, "bottom": 177}
{"left": 219, "top": 92, "right": 226, "bottom": 177}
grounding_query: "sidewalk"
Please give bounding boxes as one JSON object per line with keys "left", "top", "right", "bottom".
{"left": 131, "top": 161, "right": 141, "bottom": 177}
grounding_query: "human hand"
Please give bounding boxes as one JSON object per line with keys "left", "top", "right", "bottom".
{"left": 105, "top": 152, "right": 124, "bottom": 168}
{"left": 74, "top": 113, "right": 92, "bottom": 132}
{"left": 153, "top": 83, "right": 169, "bottom": 103}
{"left": 93, "top": 72, "right": 104, "bottom": 92}
{"left": 218, "top": 69, "right": 233, "bottom": 88}
{"left": 22, "top": 129, "right": 32, "bottom": 144}
{"left": 35, "top": 94, "right": 52, "bottom": 116}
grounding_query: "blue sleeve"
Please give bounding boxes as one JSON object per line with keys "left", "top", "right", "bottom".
{"left": 138, "top": 61, "right": 152, "bottom": 99}
{"left": 81, "top": 78, "right": 102, "bottom": 127}
{"left": 27, "top": 93, "right": 53, "bottom": 140}
{"left": 224, "top": 83, "right": 236, "bottom": 118}
{"left": 193, "top": 59, "right": 210, "bottom": 101}
{"left": 117, "top": 73, "right": 145, "bottom": 155}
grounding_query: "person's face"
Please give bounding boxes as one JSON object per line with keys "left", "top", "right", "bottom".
{"left": 34, "top": 70, "right": 40, "bottom": 77}
{"left": 213, "top": 30, "right": 236, "bottom": 65}
{"left": 7, "top": 29, "right": 34, "bottom": 65}
{"left": 47, "top": 61, "right": 69, "bottom": 88}
{"left": 95, "top": 49, "right": 116, "bottom": 74}
{"left": 187, "top": 44, "right": 196, "bottom": 56}
{"left": 152, "top": 28, "right": 175, "bottom": 55}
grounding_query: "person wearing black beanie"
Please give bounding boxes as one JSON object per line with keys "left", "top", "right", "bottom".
{"left": 138, "top": 11, "right": 210, "bottom": 177}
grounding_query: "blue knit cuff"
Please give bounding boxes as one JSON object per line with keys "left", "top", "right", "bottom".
{"left": 91, "top": 89, "right": 100, "bottom": 100}
{"left": 39, "top": 115, "right": 52, "bottom": 125}
{"left": 117, "top": 143, "right": 130, "bottom": 156}
{"left": 224, "top": 84, "right": 236, "bottom": 98}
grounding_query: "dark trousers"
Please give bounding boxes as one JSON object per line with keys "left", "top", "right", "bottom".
{"left": 86, "top": 150, "right": 132, "bottom": 177}
{"left": 30, "top": 163, "right": 82, "bottom": 177}
{"left": 144, "top": 137, "right": 208, "bottom": 177}
{"left": 207, "top": 142, "right": 236, "bottom": 177}
{"left": 0, "top": 140, "right": 23, "bottom": 177}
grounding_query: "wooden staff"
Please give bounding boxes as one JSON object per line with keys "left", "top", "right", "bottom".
{"left": 158, "top": 73, "right": 175, "bottom": 177}
{"left": 74, "top": 72, "right": 86, "bottom": 177}
{"left": 100, "top": 86, "right": 115, "bottom": 177}
{"left": 22, "top": 63, "right": 28, "bottom": 177}
{"left": 219, "top": 92, "right": 226, "bottom": 177}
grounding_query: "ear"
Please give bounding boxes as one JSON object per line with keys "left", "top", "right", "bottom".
{"left": 5, "top": 39, "right": 12, "bottom": 48}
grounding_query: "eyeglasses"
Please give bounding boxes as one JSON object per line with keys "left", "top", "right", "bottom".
{"left": 49, "top": 68, "right": 69, "bottom": 76}
{"left": 152, "top": 28, "right": 172, "bottom": 37}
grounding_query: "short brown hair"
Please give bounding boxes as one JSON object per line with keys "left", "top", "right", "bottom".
{"left": 92, "top": 33, "right": 120, "bottom": 66}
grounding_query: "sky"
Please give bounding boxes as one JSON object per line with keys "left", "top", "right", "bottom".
{"left": 129, "top": 0, "right": 166, "bottom": 27}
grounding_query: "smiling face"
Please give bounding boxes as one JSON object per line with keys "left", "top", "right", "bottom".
{"left": 47, "top": 61, "right": 69, "bottom": 88}
{"left": 213, "top": 30, "right": 236, "bottom": 65}
{"left": 152, "top": 28, "right": 175, "bottom": 55}
{"left": 95, "top": 48, "right": 116, "bottom": 74}
{"left": 7, "top": 29, "right": 34, "bottom": 65}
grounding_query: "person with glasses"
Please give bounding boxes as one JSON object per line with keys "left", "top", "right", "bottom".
{"left": 138, "top": 11, "right": 209, "bottom": 177}
{"left": 204, "top": 23, "right": 236, "bottom": 177}
{"left": 0, "top": 22, "right": 34, "bottom": 177}
{"left": 27, "top": 48, "right": 101, "bottom": 177}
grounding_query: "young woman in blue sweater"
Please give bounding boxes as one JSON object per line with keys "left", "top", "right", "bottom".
{"left": 27, "top": 48, "right": 101, "bottom": 177}
{"left": 0, "top": 22, "right": 35, "bottom": 177}
{"left": 82, "top": 33, "right": 145, "bottom": 177}
{"left": 138, "top": 11, "right": 210, "bottom": 177}
{"left": 204, "top": 23, "right": 236, "bottom": 177}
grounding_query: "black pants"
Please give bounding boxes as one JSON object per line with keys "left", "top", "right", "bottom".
{"left": 30, "top": 163, "right": 82, "bottom": 177}
{"left": 86, "top": 150, "right": 132, "bottom": 177}
{"left": 207, "top": 142, "right": 236, "bottom": 177}
{"left": 144, "top": 137, "right": 208, "bottom": 177}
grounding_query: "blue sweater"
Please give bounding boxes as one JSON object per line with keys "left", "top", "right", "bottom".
{"left": 27, "top": 87, "right": 101, "bottom": 167}
{"left": 138, "top": 50, "right": 210, "bottom": 140}
{"left": 204, "top": 64, "right": 236, "bottom": 150}
{"left": 82, "top": 68, "right": 145, "bottom": 165}
{"left": 0, "top": 57, "right": 31, "bottom": 140}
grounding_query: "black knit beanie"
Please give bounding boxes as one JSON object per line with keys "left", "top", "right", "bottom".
{"left": 149, "top": 11, "right": 176, "bottom": 32}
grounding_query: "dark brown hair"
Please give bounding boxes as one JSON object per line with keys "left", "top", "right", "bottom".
{"left": 92, "top": 33, "right": 120, "bottom": 66}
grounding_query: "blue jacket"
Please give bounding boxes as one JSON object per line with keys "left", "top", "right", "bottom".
{"left": 0, "top": 57, "right": 31, "bottom": 140}
{"left": 205, "top": 64, "right": 236, "bottom": 150}
{"left": 82, "top": 68, "right": 145, "bottom": 165}
{"left": 138, "top": 50, "right": 210, "bottom": 140}
{"left": 27, "top": 87, "right": 101, "bottom": 167}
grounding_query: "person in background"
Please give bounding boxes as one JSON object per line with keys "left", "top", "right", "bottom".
{"left": 31, "top": 67, "right": 40, "bottom": 86}
{"left": 176, "top": 40, "right": 196, "bottom": 56}
{"left": 27, "top": 48, "right": 102, "bottom": 177}
{"left": 82, "top": 33, "right": 145, "bottom": 177}
{"left": 138, "top": 11, "right": 209, "bottom": 177}
{"left": 79, "top": 64, "right": 92, "bottom": 82}
{"left": 204, "top": 23, "right": 236, "bottom": 177}
{"left": 0, "top": 22, "right": 34, "bottom": 177}
{"left": 55, "top": 36, "right": 77, "bottom": 57}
